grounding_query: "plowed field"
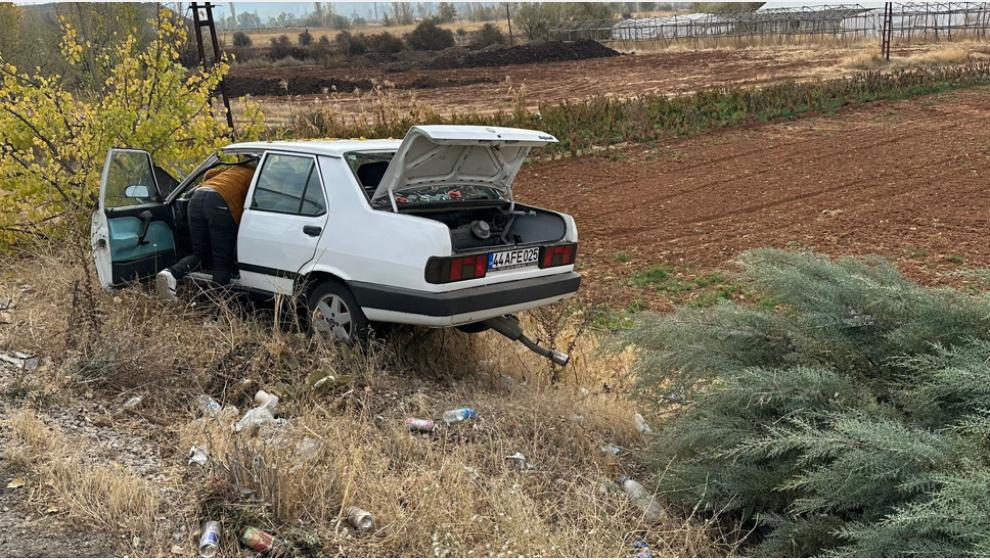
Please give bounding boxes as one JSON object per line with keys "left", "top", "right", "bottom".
{"left": 513, "top": 87, "right": 990, "bottom": 308}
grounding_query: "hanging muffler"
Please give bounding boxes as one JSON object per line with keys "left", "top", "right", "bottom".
{"left": 483, "top": 315, "right": 569, "bottom": 367}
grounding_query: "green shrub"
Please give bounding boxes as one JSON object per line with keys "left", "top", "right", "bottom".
{"left": 232, "top": 31, "right": 252, "bottom": 47}
{"left": 335, "top": 30, "right": 367, "bottom": 56}
{"left": 269, "top": 34, "right": 293, "bottom": 59}
{"left": 620, "top": 250, "right": 990, "bottom": 556}
{"left": 366, "top": 31, "right": 405, "bottom": 53}
{"left": 405, "top": 19, "right": 455, "bottom": 51}
{"left": 472, "top": 23, "right": 506, "bottom": 47}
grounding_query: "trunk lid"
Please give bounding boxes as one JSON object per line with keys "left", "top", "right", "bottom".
{"left": 371, "top": 125, "right": 557, "bottom": 210}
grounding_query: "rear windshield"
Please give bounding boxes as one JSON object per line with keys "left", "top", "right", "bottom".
{"left": 345, "top": 150, "right": 506, "bottom": 208}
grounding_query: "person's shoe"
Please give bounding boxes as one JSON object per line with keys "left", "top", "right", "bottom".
{"left": 155, "top": 270, "right": 178, "bottom": 302}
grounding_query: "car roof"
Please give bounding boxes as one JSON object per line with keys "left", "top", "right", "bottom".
{"left": 224, "top": 139, "right": 403, "bottom": 158}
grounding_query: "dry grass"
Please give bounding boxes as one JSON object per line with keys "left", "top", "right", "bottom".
{"left": 842, "top": 43, "right": 978, "bottom": 70}
{"left": 0, "top": 242, "right": 725, "bottom": 556}
{"left": 3, "top": 409, "right": 161, "bottom": 539}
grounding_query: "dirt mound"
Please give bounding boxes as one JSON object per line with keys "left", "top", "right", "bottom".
{"left": 402, "top": 75, "right": 498, "bottom": 89}
{"left": 225, "top": 75, "right": 374, "bottom": 97}
{"left": 428, "top": 40, "right": 620, "bottom": 69}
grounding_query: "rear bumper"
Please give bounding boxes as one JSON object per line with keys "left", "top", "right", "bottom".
{"left": 350, "top": 271, "right": 581, "bottom": 327}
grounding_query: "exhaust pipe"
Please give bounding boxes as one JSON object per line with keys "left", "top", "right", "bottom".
{"left": 483, "top": 315, "right": 570, "bottom": 367}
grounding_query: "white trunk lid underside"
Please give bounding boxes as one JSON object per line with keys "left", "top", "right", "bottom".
{"left": 371, "top": 125, "right": 557, "bottom": 207}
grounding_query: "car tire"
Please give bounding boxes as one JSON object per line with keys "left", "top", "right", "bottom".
{"left": 307, "top": 281, "right": 369, "bottom": 344}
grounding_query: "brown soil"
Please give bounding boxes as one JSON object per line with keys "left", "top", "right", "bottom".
{"left": 427, "top": 40, "right": 620, "bottom": 69}
{"left": 513, "top": 86, "right": 990, "bottom": 309}
{"left": 237, "top": 45, "right": 891, "bottom": 124}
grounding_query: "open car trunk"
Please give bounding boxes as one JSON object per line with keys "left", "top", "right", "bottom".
{"left": 400, "top": 203, "right": 567, "bottom": 253}
{"left": 362, "top": 125, "right": 566, "bottom": 253}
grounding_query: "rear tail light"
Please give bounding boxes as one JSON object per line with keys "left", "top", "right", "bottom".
{"left": 540, "top": 243, "right": 578, "bottom": 269}
{"left": 425, "top": 254, "right": 488, "bottom": 284}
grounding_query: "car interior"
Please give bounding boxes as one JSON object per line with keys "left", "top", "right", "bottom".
{"left": 171, "top": 155, "right": 260, "bottom": 273}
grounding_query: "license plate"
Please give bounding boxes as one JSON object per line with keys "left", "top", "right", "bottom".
{"left": 488, "top": 247, "right": 539, "bottom": 271}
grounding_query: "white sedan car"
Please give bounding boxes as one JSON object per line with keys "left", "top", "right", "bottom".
{"left": 92, "top": 125, "right": 580, "bottom": 364}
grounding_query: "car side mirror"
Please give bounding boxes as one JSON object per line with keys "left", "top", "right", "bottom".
{"left": 124, "top": 185, "right": 151, "bottom": 199}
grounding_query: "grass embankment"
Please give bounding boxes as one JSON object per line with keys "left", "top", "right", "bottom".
{"left": 289, "top": 62, "right": 990, "bottom": 155}
{"left": 0, "top": 246, "right": 719, "bottom": 556}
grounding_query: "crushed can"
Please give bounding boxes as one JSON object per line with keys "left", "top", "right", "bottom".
{"left": 240, "top": 526, "right": 274, "bottom": 553}
{"left": 344, "top": 506, "right": 375, "bottom": 533}
{"left": 404, "top": 417, "right": 435, "bottom": 432}
{"left": 198, "top": 521, "right": 221, "bottom": 557}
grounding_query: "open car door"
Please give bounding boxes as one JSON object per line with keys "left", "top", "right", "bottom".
{"left": 91, "top": 149, "right": 178, "bottom": 288}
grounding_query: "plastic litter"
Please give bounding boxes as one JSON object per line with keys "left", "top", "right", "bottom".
{"left": 442, "top": 407, "right": 477, "bottom": 424}
{"left": 633, "top": 413, "right": 654, "bottom": 434}
{"left": 195, "top": 395, "right": 222, "bottom": 417}
{"left": 234, "top": 390, "right": 282, "bottom": 436}
{"left": 619, "top": 476, "right": 664, "bottom": 522}
{"left": 240, "top": 526, "right": 274, "bottom": 553}
{"left": 404, "top": 417, "right": 435, "bottom": 432}
{"left": 505, "top": 451, "right": 535, "bottom": 471}
{"left": 633, "top": 538, "right": 653, "bottom": 558}
{"left": 188, "top": 445, "right": 209, "bottom": 466}
{"left": 600, "top": 443, "right": 622, "bottom": 455}
{"left": 199, "top": 521, "right": 220, "bottom": 557}
{"left": 344, "top": 506, "right": 375, "bottom": 533}
{"left": 122, "top": 395, "right": 143, "bottom": 411}
{"left": 0, "top": 351, "right": 37, "bottom": 371}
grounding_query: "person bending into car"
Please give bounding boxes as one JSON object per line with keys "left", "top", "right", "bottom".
{"left": 156, "top": 162, "right": 256, "bottom": 301}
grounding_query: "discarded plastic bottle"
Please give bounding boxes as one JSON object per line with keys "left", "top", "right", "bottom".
{"left": 619, "top": 476, "right": 664, "bottom": 522}
{"left": 404, "top": 417, "right": 435, "bottom": 432}
{"left": 344, "top": 506, "right": 375, "bottom": 533}
{"left": 442, "top": 407, "right": 477, "bottom": 424}
{"left": 198, "top": 521, "right": 220, "bottom": 557}
{"left": 195, "top": 395, "right": 222, "bottom": 416}
{"left": 240, "top": 527, "right": 274, "bottom": 553}
{"left": 633, "top": 413, "right": 653, "bottom": 434}
{"left": 633, "top": 538, "right": 653, "bottom": 558}
{"left": 188, "top": 445, "right": 209, "bottom": 467}
{"left": 122, "top": 395, "right": 143, "bottom": 411}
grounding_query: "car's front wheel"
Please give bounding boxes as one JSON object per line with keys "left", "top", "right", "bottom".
{"left": 308, "top": 281, "right": 369, "bottom": 343}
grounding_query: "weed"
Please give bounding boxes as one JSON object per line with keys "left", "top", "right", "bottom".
{"left": 945, "top": 253, "right": 966, "bottom": 264}
{"left": 906, "top": 246, "right": 930, "bottom": 258}
{"left": 632, "top": 265, "right": 673, "bottom": 287}
{"left": 612, "top": 250, "right": 632, "bottom": 263}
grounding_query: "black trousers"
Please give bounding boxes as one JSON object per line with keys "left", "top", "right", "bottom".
{"left": 169, "top": 189, "right": 237, "bottom": 286}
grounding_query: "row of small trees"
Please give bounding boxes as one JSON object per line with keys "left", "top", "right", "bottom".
{"left": 233, "top": 20, "right": 508, "bottom": 61}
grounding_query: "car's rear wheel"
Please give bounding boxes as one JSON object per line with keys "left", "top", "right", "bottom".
{"left": 308, "top": 281, "right": 369, "bottom": 343}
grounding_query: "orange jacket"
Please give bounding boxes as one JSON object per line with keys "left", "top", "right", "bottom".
{"left": 200, "top": 165, "right": 255, "bottom": 223}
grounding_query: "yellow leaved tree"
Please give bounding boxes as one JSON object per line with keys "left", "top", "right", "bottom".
{"left": 0, "top": 8, "right": 265, "bottom": 247}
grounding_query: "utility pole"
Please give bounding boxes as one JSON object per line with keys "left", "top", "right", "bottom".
{"left": 880, "top": 1, "right": 893, "bottom": 60}
{"left": 505, "top": 3, "right": 514, "bottom": 46}
{"left": 190, "top": 2, "right": 236, "bottom": 135}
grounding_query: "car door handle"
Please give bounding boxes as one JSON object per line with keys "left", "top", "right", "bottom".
{"left": 303, "top": 225, "right": 322, "bottom": 237}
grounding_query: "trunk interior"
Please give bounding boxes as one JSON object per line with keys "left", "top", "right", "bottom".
{"left": 401, "top": 204, "right": 567, "bottom": 252}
